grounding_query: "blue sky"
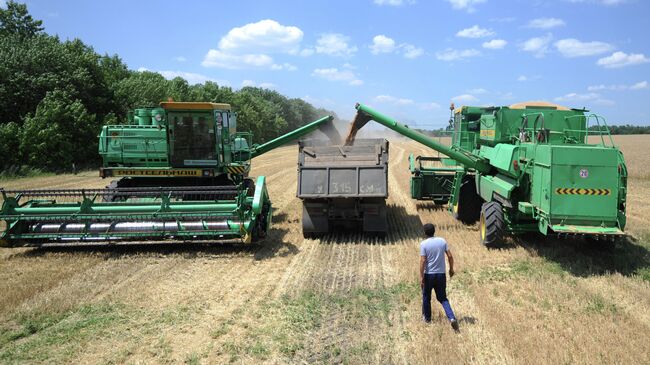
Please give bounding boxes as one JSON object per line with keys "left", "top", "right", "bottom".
{"left": 13, "top": 0, "right": 650, "bottom": 127}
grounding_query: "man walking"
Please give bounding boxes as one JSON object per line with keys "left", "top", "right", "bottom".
{"left": 420, "top": 223, "right": 458, "bottom": 330}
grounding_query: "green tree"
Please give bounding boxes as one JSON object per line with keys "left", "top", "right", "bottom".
{"left": 21, "top": 90, "right": 98, "bottom": 171}
{"left": 0, "top": 1, "right": 43, "bottom": 38}
{"left": 0, "top": 122, "right": 22, "bottom": 170}
{"left": 113, "top": 71, "right": 170, "bottom": 112}
{"left": 167, "top": 77, "right": 191, "bottom": 102}
{"left": 0, "top": 35, "right": 119, "bottom": 125}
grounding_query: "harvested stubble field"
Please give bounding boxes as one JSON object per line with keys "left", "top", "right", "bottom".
{"left": 1, "top": 135, "right": 649, "bottom": 364}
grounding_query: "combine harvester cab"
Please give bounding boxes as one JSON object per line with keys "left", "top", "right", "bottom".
{"left": 0, "top": 102, "right": 338, "bottom": 247}
{"left": 351, "top": 102, "right": 627, "bottom": 247}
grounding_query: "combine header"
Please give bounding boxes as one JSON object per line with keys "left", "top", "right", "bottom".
{"left": 0, "top": 102, "right": 339, "bottom": 246}
{"left": 351, "top": 102, "right": 627, "bottom": 246}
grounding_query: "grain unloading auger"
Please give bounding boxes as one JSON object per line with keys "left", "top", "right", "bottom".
{"left": 352, "top": 102, "right": 627, "bottom": 246}
{"left": 0, "top": 102, "right": 340, "bottom": 247}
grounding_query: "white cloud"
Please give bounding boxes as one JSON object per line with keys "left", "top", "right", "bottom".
{"left": 554, "top": 92, "right": 614, "bottom": 106}
{"left": 218, "top": 19, "right": 303, "bottom": 53}
{"left": 312, "top": 68, "right": 363, "bottom": 86}
{"left": 520, "top": 34, "right": 553, "bottom": 57}
{"left": 315, "top": 33, "right": 357, "bottom": 57}
{"left": 374, "top": 95, "right": 415, "bottom": 105}
{"left": 370, "top": 35, "right": 396, "bottom": 54}
{"left": 555, "top": 92, "right": 600, "bottom": 102}
{"left": 436, "top": 48, "right": 480, "bottom": 61}
{"left": 270, "top": 63, "right": 297, "bottom": 71}
{"left": 451, "top": 94, "right": 479, "bottom": 103}
{"left": 554, "top": 38, "right": 614, "bottom": 57}
{"left": 631, "top": 81, "right": 649, "bottom": 90}
{"left": 299, "top": 48, "right": 315, "bottom": 57}
{"left": 202, "top": 19, "right": 304, "bottom": 70}
{"left": 241, "top": 80, "right": 276, "bottom": 89}
{"left": 202, "top": 50, "right": 274, "bottom": 69}
{"left": 528, "top": 18, "right": 565, "bottom": 29}
{"left": 517, "top": 75, "right": 541, "bottom": 82}
{"left": 373, "top": 0, "right": 415, "bottom": 6}
{"left": 587, "top": 81, "right": 648, "bottom": 91}
{"left": 482, "top": 39, "right": 507, "bottom": 50}
{"left": 369, "top": 35, "right": 424, "bottom": 59}
{"left": 402, "top": 44, "right": 424, "bottom": 59}
{"left": 0, "top": 1, "right": 6, "bottom": 8}
{"left": 173, "top": 56, "right": 187, "bottom": 62}
{"left": 597, "top": 51, "right": 650, "bottom": 68}
{"left": 456, "top": 25, "right": 495, "bottom": 38}
{"left": 241, "top": 80, "right": 256, "bottom": 87}
{"left": 446, "top": 0, "right": 486, "bottom": 12}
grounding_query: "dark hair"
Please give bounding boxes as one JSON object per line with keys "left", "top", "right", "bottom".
{"left": 423, "top": 223, "right": 435, "bottom": 237}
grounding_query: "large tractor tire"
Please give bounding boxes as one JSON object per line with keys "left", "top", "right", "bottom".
{"left": 480, "top": 201, "right": 504, "bottom": 247}
{"left": 452, "top": 177, "right": 481, "bottom": 224}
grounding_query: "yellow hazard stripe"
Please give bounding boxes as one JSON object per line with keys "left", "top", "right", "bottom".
{"left": 555, "top": 188, "right": 611, "bottom": 195}
{"left": 227, "top": 166, "right": 248, "bottom": 174}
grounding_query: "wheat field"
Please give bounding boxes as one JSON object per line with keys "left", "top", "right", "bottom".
{"left": 0, "top": 135, "right": 648, "bottom": 364}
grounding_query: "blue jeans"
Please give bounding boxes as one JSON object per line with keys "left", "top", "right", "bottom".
{"left": 422, "top": 273, "right": 456, "bottom": 322}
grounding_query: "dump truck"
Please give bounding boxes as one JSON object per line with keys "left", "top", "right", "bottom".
{"left": 350, "top": 102, "right": 627, "bottom": 247}
{"left": 298, "top": 138, "right": 389, "bottom": 237}
{"left": 0, "top": 102, "right": 340, "bottom": 246}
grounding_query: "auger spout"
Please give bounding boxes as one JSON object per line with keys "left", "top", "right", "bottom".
{"left": 353, "top": 103, "right": 491, "bottom": 173}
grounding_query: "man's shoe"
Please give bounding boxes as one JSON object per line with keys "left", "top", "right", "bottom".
{"left": 450, "top": 319, "right": 459, "bottom": 331}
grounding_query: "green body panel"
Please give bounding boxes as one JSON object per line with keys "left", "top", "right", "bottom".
{"left": 478, "top": 144, "right": 520, "bottom": 177}
{"left": 548, "top": 146, "right": 619, "bottom": 225}
{"left": 354, "top": 102, "right": 627, "bottom": 238}
{"left": 99, "top": 125, "right": 169, "bottom": 167}
{"left": 476, "top": 173, "right": 516, "bottom": 202}
{"left": 408, "top": 154, "right": 459, "bottom": 203}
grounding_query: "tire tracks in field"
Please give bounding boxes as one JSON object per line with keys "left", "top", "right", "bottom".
{"left": 389, "top": 141, "right": 516, "bottom": 364}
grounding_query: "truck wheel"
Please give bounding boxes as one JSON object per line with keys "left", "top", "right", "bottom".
{"left": 480, "top": 201, "right": 504, "bottom": 247}
{"left": 102, "top": 180, "right": 120, "bottom": 202}
{"left": 452, "top": 177, "right": 481, "bottom": 224}
{"left": 243, "top": 178, "right": 255, "bottom": 197}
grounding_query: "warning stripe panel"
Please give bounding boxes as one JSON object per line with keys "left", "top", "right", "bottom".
{"left": 555, "top": 188, "right": 611, "bottom": 196}
{"left": 226, "top": 166, "right": 248, "bottom": 174}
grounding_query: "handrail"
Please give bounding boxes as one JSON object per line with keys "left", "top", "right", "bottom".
{"left": 564, "top": 114, "right": 615, "bottom": 147}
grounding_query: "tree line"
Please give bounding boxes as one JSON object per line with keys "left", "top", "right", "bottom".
{"left": 0, "top": 1, "right": 335, "bottom": 173}
{"left": 589, "top": 124, "right": 650, "bottom": 135}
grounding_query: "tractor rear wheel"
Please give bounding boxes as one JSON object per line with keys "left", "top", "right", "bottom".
{"left": 480, "top": 201, "right": 504, "bottom": 247}
{"left": 452, "top": 176, "right": 481, "bottom": 224}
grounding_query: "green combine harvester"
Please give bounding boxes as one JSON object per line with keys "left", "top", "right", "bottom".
{"left": 0, "top": 102, "right": 339, "bottom": 246}
{"left": 351, "top": 101, "right": 627, "bottom": 246}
